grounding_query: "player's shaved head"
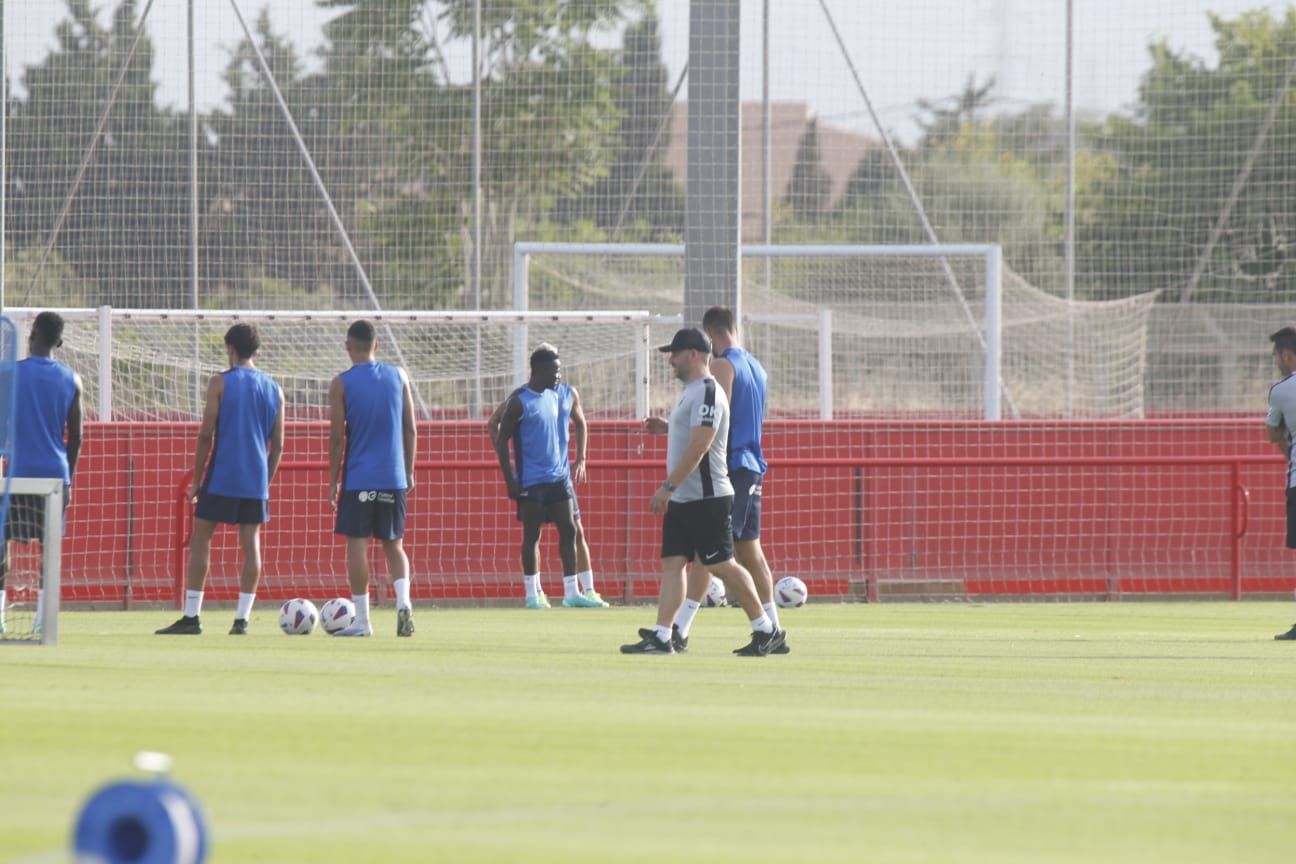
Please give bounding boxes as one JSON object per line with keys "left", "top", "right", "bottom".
{"left": 31, "top": 311, "right": 64, "bottom": 350}
{"left": 347, "top": 319, "right": 376, "bottom": 345}
{"left": 225, "top": 323, "right": 260, "bottom": 359}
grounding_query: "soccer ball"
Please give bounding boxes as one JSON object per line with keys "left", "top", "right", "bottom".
{"left": 278, "top": 598, "right": 318, "bottom": 635}
{"left": 319, "top": 597, "right": 356, "bottom": 635}
{"left": 704, "top": 576, "right": 727, "bottom": 607}
{"left": 774, "top": 576, "right": 808, "bottom": 608}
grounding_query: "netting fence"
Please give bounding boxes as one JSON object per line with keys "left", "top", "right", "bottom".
{"left": 4, "top": 1, "right": 1296, "bottom": 416}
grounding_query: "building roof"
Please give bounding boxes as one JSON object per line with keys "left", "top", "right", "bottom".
{"left": 661, "top": 101, "right": 880, "bottom": 240}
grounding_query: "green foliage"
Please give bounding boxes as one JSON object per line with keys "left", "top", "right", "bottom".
{"left": 785, "top": 118, "right": 833, "bottom": 223}
{"left": 1084, "top": 8, "right": 1296, "bottom": 300}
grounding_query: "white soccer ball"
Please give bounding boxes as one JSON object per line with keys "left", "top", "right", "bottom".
{"left": 774, "top": 576, "right": 808, "bottom": 608}
{"left": 319, "top": 597, "right": 356, "bottom": 635}
{"left": 278, "top": 598, "right": 319, "bottom": 635}
{"left": 704, "top": 576, "right": 728, "bottom": 607}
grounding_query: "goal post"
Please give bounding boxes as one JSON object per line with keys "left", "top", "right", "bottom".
{"left": 513, "top": 241, "right": 1005, "bottom": 420}
{"left": 0, "top": 477, "right": 64, "bottom": 646}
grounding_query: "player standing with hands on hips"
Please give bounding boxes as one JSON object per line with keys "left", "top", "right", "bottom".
{"left": 1266, "top": 326, "right": 1296, "bottom": 641}
{"left": 621, "top": 327, "right": 785, "bottom": 656}
{"left": 327, "top": 320, "right": 418, "bottom": 638}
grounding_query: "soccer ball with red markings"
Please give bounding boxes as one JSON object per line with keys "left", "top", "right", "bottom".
{"left": 319, "top": 597, "right": 356, "bottom": 635}
{"left": 278, "top": 598, "right": 318, "bottom": 635}
{"left": 774, "top": 576, "right": 808, "bottom": 609}
{"left": 704, "top": 577, "right": 728, "bottom": 607}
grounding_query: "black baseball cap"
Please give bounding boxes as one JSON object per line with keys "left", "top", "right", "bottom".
{"left": 657, "top": 327, "right": 712, "bottom": 354}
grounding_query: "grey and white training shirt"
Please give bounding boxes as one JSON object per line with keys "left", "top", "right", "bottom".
{"left": 666, "top": 375, "right": 733, "bottom": 503}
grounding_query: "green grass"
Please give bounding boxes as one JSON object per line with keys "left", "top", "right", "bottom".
{"left": 5, "top": 603, "right": 1296, "bottom": 863}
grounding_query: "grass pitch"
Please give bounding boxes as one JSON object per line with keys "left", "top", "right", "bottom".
{"left": 4, "top": 602, "right": 1296, "bottom": 863}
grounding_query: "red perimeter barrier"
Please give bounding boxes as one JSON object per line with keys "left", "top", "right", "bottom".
{"left": 49, "top": 419, "right": 1296, "bottom": 607}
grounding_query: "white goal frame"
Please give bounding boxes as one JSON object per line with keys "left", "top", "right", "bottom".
{"left": 0, "top": 476, "right": 64, "bottom": 646}
{"left": 513, "top": 241, "right": 1005, "bottom": 420}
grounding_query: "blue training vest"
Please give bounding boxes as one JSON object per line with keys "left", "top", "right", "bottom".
{"left": 12, "top": 356, "right": 77, "bottom": 483}
{"left": 204, "top": 366, "right": 281, "bottom": 500}
{"left": 719, "top": 346, "right": 768, "bottom": 474}
{"left": 340, "top": 362, "right": 407, "bottom": 491}
{"left": 511, "top": 382, "right": 572, "bottom": 488}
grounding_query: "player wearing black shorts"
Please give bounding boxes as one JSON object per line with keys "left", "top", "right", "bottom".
{"left": 0, "top": 312, "right": 82, "bottom": 635}
{"left": 327, "top": 319, "right": 417, "bottom": 638}
{"left": 157, "top": 324, "right": 284, "bottom": 636}
{"left": 490, "top": 344, "right": 606, "bottom": 609}
{"left": 621, "top": 327, "right": 785, "bottom": 656}
{"left": 671, "top": 305, "right": 789, "bottom": 653}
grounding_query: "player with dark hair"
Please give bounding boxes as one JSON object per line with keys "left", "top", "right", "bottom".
{"left": 491, "top": 344, "right": 606, "bottom": 608}
{"left": 669, "top": 306, "right": 789, "bottom": 653}
{"left": 327, "top": 319, "right": 418, "bottom": 637}
{"left": 1267, "top": 326, "right": 1296, "bottom": 640}
{"left": 622, "top": 327, "right": 785, "bottom": 655}
{"left": 157, "top": 323, "right": 284, "bottom": 635}
{"left": 0, "top": 312, "right": 83, "bottom": 635}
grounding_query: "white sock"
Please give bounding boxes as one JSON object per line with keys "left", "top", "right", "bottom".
{"left": 184, "top": 589, "right": 203, "bottom": 618}
{"left": 577, "top": 569, "right": 595, "bottom": 593}
{"left": 674, "top": 598, "right": 701, "bottom": 637}
{"left": 562, "top": 575, "right": 579, "bottom": 600}
{"left": 749, "top": 613, "right": 774, "bottom": 635}
{"left": 235, "top": 592, "right": 255, "bottom": 620}
{"left": 393, "top": 577, "right": 412, "bottom": 611}
{"left": 352, "top": 593, "right": 370, "bottom": 624}
{"left": 653, "top": 624, "right": 672, "bottom": 643}
{"left": 523, "top": 573, "right": 541, "bottom": 599}
{"left": 35, "top": 588, "right": 45, "bottom": 629}
{"left": 762, "top": 601, "right": 782, "bottom": 631}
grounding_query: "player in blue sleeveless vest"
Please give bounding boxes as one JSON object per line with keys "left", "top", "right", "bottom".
{"left": 669, "top": 306, "right": 789, "bottom": 654}
{"left": 327, "top": 319, "right": 418, "bottom": 638}
{"left": 0, "top": 312, "right": 82, "bottom": 635}
{"left": 157, "top": 324, "right": 284, "bottom": 636}
{"left": 491, "top": 344, "right": 605, "bottom": 608}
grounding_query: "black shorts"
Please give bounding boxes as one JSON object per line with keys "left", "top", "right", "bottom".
{"left": 730, "top": 468, "right": 763, "bottom": 542}
{"left": 515, "top": 478, "right": 580, "bottom": 523}
{"left": 194, "top": 490, "right": 269, "bottom": 525}
{"left": 1286, "top": 487, "right": 1296, "bottom": 549}
{"left": 661, "top": 496, "right": 735, "bottom": 566}
{"left": 4, "top": 484, "right": 70, "bottom": 543}
{"left": 335, "top": 488, "right": 407, "bottom": 540}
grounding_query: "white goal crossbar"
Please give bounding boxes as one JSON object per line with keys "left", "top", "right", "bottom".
{"left": 513, "top": 241, "right": 1005, "bottom": 420}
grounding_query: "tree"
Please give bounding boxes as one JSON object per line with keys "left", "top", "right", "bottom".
{"left": 202, "top": 9, "right": 354, "bottom": 307}
{"left": 917, "top": 74, "right": 996, "bottom": 149}
{"left": 553, "top": 7, "right": 684, "bottom": 238}
{"left": 785, "top": 118, "right": 833, "bottom": 223}
{"left": 1082, "top": 9, "right": 1296, "bottom": 301}
{"left": 8, "top": 0, "right": 190, "bottom": 307}
{"left": 319, "top": 0, "right": 642, "bottom": 309}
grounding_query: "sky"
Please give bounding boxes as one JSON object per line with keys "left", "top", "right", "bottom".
{"left": 4, "top": 0, "right": 1294, "bottom": 144}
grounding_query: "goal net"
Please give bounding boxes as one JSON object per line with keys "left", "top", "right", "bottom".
{"left": 518, "top": 242, "right": 1158, "bottom": 419}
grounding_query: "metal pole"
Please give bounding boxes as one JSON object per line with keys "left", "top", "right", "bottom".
{"left": 472, "top": 0, "right": 483, "bottom": 413}
{"left": 1064, "top": 0, "right": 1075, "bottom": 417}
{"left": 984, "top": 246, "right": 1003, "bottom": 421}
{"left": 762, "top": 0, "right": 771, "bottom": 293}
{"left": 188, "top": 0, "right": 200, "bottom": 415}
